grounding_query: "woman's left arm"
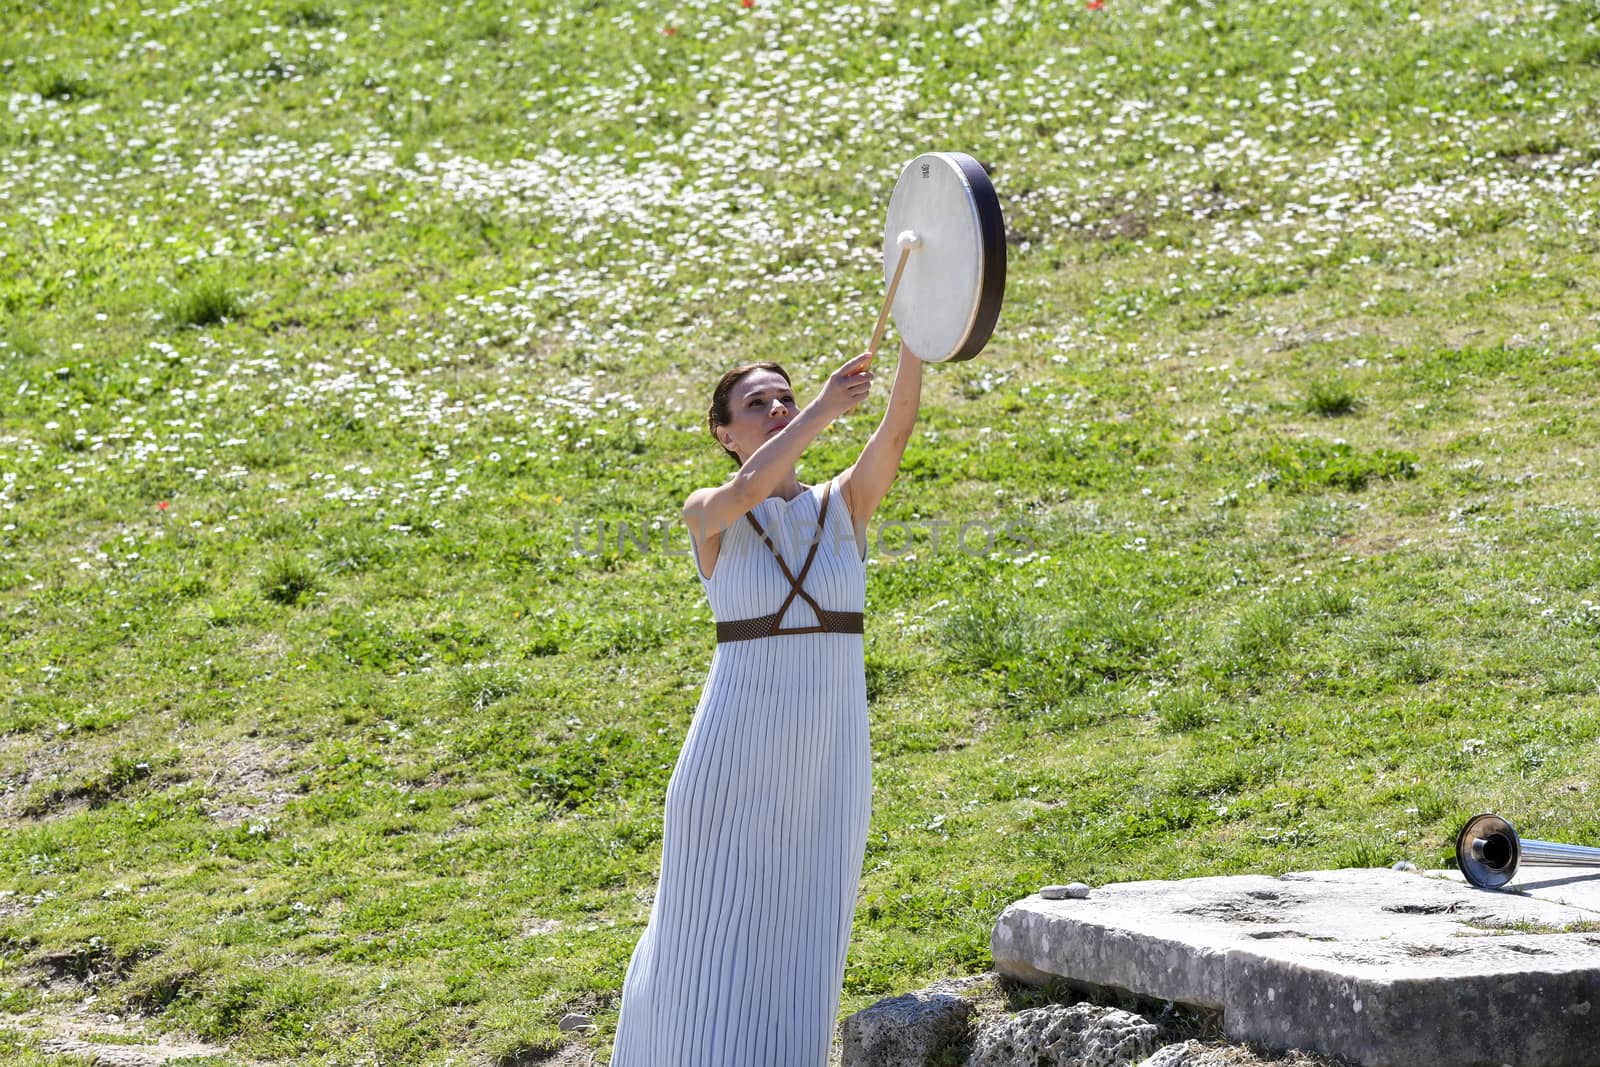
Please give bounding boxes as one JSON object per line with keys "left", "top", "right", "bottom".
{"left": 840, "top": 341, "right": 923, "bottom": 534}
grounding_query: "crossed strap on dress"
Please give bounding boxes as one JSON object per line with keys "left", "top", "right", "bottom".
{"left": 715, "top": 480, "right": 865, "bottom": 643}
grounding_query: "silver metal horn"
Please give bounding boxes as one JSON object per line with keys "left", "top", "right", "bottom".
{"left": 1455, "top": 812, "right": 1600, "bottom": 889}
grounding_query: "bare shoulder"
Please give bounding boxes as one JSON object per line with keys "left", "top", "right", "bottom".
{"left": 683, "top": 476, "right": 755, "bottom": 532}
{"left": 683, "top": 485, "right": 716, "bottom": 516}
{"left": 683, "top": 486, "right": 725, "bottom": 579}
{"left": 683, "top": 486, "right": 718, "bottom": 533}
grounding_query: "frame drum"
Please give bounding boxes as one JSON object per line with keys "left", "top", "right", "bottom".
{"left": 882, "top": 152, "right": 1006, "bottom": 363}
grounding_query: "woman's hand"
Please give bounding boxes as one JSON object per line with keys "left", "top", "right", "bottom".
{"left": 810, "top": 352, "right": 875, "bottom": 422}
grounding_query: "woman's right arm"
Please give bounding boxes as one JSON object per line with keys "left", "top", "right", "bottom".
{"left": 683, "top": 352, "right": 875, "bottom": 545}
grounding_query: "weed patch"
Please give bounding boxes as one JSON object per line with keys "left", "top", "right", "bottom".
{"left": 1255, "top": 441, "right": 1418, "bottom": 493}
{"left": 164, "top": 275, "right": 245, "bottom": 328}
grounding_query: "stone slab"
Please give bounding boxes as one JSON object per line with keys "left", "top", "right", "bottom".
{"left": 992, "top": 867, "right": 1600, "bottom": 1067}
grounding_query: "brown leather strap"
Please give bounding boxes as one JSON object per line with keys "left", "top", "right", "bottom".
{"left": 742, "top": 482, "right": 832, "bottom": 637}
{"left": 718, "top": 482, "right": 858, "bottom": 643}
{"left": 716, "top": 610, "right": 864, "bottom": 643}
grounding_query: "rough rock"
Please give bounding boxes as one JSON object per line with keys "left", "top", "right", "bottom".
{"left": 1138, "top": 1042, "right": 1254, "bottom": 1067}
{"left": 840, "top": 977, "right": 986, "bottom": 1067}
{"left": 1041, "top": 882, "right": 1092, "bottom": 900}
{"left": 1139, "top": 1044, "right": 1204, "bottom": 1067}
{"left": 1136, "top": 1041, "right": 1346, "bottom": 1067}
{"left": 967, "top": 1003, "right": 1161, "bottom": 1067}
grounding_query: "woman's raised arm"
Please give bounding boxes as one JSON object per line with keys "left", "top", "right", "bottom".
{"left": 839, "top": 341, "right": 923, "bottom": 535}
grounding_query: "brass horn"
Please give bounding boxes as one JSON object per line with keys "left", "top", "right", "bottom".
{"left": 1455, "top": 812, "right": 1600, "bottom": 889}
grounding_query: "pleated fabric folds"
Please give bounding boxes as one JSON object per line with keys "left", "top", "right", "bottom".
{"left": 612, "top": 478, "right": 871, "bottom": 1067}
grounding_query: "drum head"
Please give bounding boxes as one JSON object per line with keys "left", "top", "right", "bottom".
{"left": 882, "top": 152, "right": 1006, "bottom": 363}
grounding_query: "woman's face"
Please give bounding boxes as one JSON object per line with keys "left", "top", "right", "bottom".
{"left": 716, "top": 369, "right": 797, "bottom": 464}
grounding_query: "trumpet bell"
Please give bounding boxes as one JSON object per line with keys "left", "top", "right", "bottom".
{"left": 1455, "top": 812, "right": 1521, "bottom": 889}
{"left": 1455, "top": 812, "right": 1600, "bottom": 890}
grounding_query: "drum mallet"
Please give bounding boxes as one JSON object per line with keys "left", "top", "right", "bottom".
{"left": 866, "top": 229, "right": 921, "bottom": 361}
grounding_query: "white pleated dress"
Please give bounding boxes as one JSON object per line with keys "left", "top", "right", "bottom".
{"left": 612, "top": 477, "right": 872, "bottom": 1067}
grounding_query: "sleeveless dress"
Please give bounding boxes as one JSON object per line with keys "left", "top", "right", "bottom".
{"left": 611, "top": 477, "right": 872, "bottom": 1067}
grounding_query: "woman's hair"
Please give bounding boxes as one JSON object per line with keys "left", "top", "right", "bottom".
{"left": 707, "top": 361, "right": 790, "bottom": 465}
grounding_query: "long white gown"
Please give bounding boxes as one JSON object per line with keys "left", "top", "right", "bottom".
{"left": 611, "top": 477, "right": 872, "bottom": 1067}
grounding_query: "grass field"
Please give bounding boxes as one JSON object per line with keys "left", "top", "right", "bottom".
{"left": 3, "top": 0, "right": 1599, "bottom": 1063}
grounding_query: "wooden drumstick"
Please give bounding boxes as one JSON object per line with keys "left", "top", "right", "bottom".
{"left": 866, "top": 229, "right": 921, "bottom": 361}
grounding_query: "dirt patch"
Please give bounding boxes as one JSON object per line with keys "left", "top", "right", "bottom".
{"left": 1263, "top": 325, "right": 1366, "bottom": 354}
{"left": 538, "top": 1047, "right": 598, "bottom": 1067}
{"left": 0, "top": 735, "right": 81, "bottom": 821}
{"left": 199, "top": 739, "right": 297, "bottom": 825}
{"left": 29, "top": 940, "right": 152, "bottom": 994}
{"left": 247, "top": 632, "right": 290, "bottom": 660}
{"left": 478, "top": 1044, "right": 596, "bottom": 1067}
{"left": 0, "top": 889, "right": 35, "bottom": 920}
{"left": 2, "top": 736, "right": 188, "bottom": 823}
{"left": 14, "top": 1008, "right": 232, "bottom": 1066}
{"left": 520, "top": 917, "right": 563, "bottom": 938}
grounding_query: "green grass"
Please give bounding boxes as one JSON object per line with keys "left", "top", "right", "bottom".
{"left": 2, "top": 0, "right": 1600, "bottom": 1064}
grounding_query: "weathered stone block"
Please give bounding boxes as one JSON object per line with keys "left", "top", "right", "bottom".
{"left": 992, "top": 867, "right": 1600, "bottom": 1067}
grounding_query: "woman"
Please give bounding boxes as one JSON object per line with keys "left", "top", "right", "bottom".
{"left": 611, "top": 342, "right": 924, "bottom": 1066}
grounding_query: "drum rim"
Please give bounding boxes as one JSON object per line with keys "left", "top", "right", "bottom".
{"left": 941, "top": 152, "right": 1006, "bottom": 363}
